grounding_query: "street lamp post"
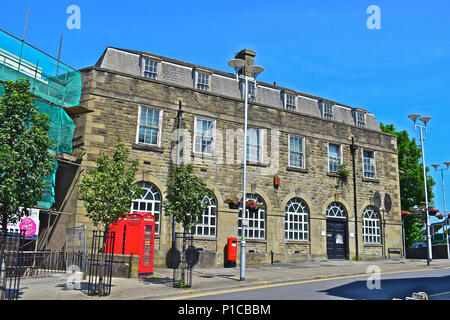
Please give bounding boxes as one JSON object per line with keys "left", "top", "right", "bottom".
{"left": 408, "top": 114, "right": 432, "bottom": 265}
{"left": 432, "top": 162, "right": 450, "bottom": 260}
{"left": 228, "top": 58, "right": 264, "bottom": 281}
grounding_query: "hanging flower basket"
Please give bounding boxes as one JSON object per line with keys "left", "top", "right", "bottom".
{"left": 428, "top": 207, "right": 439, "bottom": 216}
{"left": 246, "top": 199, "right": 261, "bottom": 213}
{"left": 224, "top": 197, "right": 240, "bottom": 209}
{"left": 436, "top": 214, "right": 444, "bottom": 219}
{"left": 401, "top": 211, "right": 411, "bottom": 216}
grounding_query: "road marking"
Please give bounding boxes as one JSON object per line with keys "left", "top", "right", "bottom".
{"left": 429, "top": 290, "right": 450, "bottom": 298}
{"left": 167, "top": 266, "right": 450, "bottom": 300}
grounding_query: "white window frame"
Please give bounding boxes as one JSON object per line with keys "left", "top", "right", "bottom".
{"left": 362, "top": 150, "right": 377, "bottom": 179}
{"left": 194, "top": 69, "right": 211, "bottom": 91}
{"left": 238, "top": 194, "right": 265, "bottom": 240}
{"left": 288, "top": 135, "right": 305, "bottom": 169}
{"left": 362, "top": 206, "right": 381, "bottom": 244}
{"left": 248, "top": 81, "right": 256, "bottom": 102}
{"left": 322, "top": 103, "right": 334, "bottom": 120}
{"left": 141, "top": 56, "right": 161, "bottom": 80}
{"left": 246, "top": 127, "right": 264, "bottom": 163}
{"left": 328, "top": 143, "right": 342, "bottom": 173}
{"left": 193, "top": 195, "right": 217, "bottom": 237}
{"left": 285, "top": 198, "right": 309, "bottom": 241}
{"left": 131, "top": 182, "right": 162, "bottom": 234}
{"left": 326, "top": 202, "right": 347, "bottom": 219}
{"left": 356, "top": 111, "right": 366, "bottom": 127}
{"left": 136, "top": 106, "right": 163, "bottom": 147}
{"left": 193, "top": 116, "right": 216, "bottom": 156}
{"left": 284, "top": 92, "right": 296, "bottom": 111}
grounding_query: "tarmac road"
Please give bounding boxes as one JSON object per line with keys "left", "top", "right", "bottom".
{"left": 182, "top": 267, "right": 450, "bottom": 300}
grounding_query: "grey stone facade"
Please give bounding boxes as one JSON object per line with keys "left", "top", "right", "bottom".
{"left": 53, "top": 47, "right": 403, "bottom": 268}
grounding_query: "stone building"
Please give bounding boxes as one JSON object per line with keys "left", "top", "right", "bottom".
{"left": 53, "top": 47, "right": 403, "bottom": 267}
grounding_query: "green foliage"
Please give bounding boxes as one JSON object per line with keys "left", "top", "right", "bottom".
{"left": 164, "top": 164, "right": 211, "bottom": 231}
{"left": 79, "top": 138, "right": 143, "bottom": 232}
{"left": 380, "top": 123, "right": 435, "bottom": 246}
{"left": 0, "top": 79, "right": 54, "bottom": 228}
{"left": 337, "top": 164, "right": 350, "bottom": 179}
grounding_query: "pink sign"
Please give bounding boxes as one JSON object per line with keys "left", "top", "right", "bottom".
{"left": 19, "top": 218, "right": 37, "bottom": 238}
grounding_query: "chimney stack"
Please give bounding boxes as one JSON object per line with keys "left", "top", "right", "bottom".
{"left": 235, "top": 49, "right": 256, "bottom": 77}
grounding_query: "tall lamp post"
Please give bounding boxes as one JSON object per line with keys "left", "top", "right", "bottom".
{"left": 408, "top": 114, "right": 432, "bottom": 265}
{"left": 431, "top": 162, "right": 450, "bottom": 259}
{"left": 228, "top": 58, "right": 264, "bottom": 281}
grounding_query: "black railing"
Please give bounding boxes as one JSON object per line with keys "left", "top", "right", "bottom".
{"left": 0, "top": 231, "right": 25, "bottom": 300}
{"left": 87, "top": 231, "right": 115, "bottom": 297}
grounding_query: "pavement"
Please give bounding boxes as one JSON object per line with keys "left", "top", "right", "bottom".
{"left": 18, "top": 258, "right": 450, "bottom": 300}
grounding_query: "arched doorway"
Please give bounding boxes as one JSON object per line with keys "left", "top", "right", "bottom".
{"left": 326, "top": 201, "right": 348, "bottom": 259}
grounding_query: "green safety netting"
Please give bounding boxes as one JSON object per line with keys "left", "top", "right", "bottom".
{"left": 0, "top": 29, "right": 81, "bottom": 108}
{"left": 0, "top": 28, "right": 80, "bottom": 209}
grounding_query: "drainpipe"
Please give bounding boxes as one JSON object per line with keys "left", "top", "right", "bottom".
{"left": 172, "top": 100, "right": 183, "bottom": 267}
{"left": 351, "top": 137, "right": 359, "bottom": 260}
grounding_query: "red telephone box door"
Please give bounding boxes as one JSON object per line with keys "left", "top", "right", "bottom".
{"left": 140, "top": 224, "right": 154, "bottom": 275}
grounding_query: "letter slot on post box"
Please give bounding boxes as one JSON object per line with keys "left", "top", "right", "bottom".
{"left": 226, "top": 237, "right": 238, "bottom": 267}
{"left": 108, "top": 212, "right": 155, "bottom": 277}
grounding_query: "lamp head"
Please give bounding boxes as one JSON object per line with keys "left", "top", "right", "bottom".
{"left": 432, "top": 164, "right": 440, "bottom": 171}
{"left": 228, "top": 59, "right": 247, "bottom": 74}
{"left": 247, "top": 65, "right": 264, "bottom": 79}
{"left": 408, "top": 114, "right": 421, "bottom": 124}
{"left": 420, "top": 116, "right": 432, "bottom": 126}
{"left": 444, "top": 162, "right": 450, "bottom": 169}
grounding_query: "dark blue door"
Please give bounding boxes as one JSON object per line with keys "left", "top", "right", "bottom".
{"left": 326, "top": 219, "right": 347, "bottom": 259}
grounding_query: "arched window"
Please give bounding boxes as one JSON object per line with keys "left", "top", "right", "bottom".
{"left": 193, "top": 195, "right": 217, "bottom": 237}
{"left": 131, "top": 182, "right": 161, "bottom": 234}
{"left": 238, "top": 194, "right": 265, "bottom": 239}
{"left": 326, "top": 202, "right": 347, "bottom": 218}
{"left": 285, "top": 198, "right": 309, "bottom": 241}
{"left": 362, "top": 206, "right": 381, "bottom": 244}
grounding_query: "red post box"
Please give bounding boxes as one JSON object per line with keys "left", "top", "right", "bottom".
{"left": 227, "top": 237, "right": 238, "bottom": 261}
{"left": 108, "top": 212, "right": 155, "bottom": 277}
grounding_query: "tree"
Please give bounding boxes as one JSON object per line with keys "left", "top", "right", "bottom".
{"left": 380, "top": 123, "right": 436, "bottom": 247}
{"left": 164, "top": 164, "right": 211, "bottom": 232}
{"left": 79, "top": 138, "right": 143, "bottom": 232}
{"left": 0, "top": 79, "right": 54, "bottom": 235}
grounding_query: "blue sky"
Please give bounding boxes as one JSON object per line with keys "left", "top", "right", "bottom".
{"left": 1, "top": 0, "right": 449, "bottom": 223}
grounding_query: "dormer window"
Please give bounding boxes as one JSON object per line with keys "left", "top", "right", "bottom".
{"left": 355, "top": 111, "right": 366, "bottom": 127}
{"left": 195, "top": 70, "right": 211, "bottom": 91}
{"left": 141, "top": 56, "right": 160, "bottom": 80}
{"left": 283, "top": 92, "right": 296, "bottom": 111}
{"left": 323, "top": 103, "right": 333, "bottom": 120}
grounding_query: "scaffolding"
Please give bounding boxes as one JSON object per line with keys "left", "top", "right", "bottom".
{"left": 0, "top": 28, "right": 81, "bottom": 209}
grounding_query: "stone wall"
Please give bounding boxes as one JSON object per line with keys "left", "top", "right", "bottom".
{"left": 57, "top": 65, "right": 403, "bottom": 268}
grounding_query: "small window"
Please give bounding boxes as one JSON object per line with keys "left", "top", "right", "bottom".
{"left": 356, "top": 111, "right": 366, "bottom": 127}
{"left": 247, "top": 128, "right": 262, "bottom": 163}
{"left": 328, "top": 144, "right": 342, "bottom": 173}
{"left": 194, "top": 116, "right": 216, "bottom": 155}
{"left": 142, "top": 58, "right": 159, "bottom": 80}
{"left": 289, "top": 135, "right": 305, "bottom": 168}
{"left": 137, "top": 106, "right": 162, "bottom": 146}
{"left": 248, "top": 82, "right": 256, "bottom": 102}
{"left": 196, "top": 71, "right": 210, "bottom": 91}
{"left": 284, "top": 93, "right": 296, "bottom": 111}
{"left": 363, "top": 150, "right": 376, "bottom": 179}
{"left": 323, "top": 103, "right": 333, "bottom": 120}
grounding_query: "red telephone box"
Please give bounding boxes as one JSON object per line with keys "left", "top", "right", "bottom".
{"left": 108, "top": 212, "right": 155, "bottom": 277}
